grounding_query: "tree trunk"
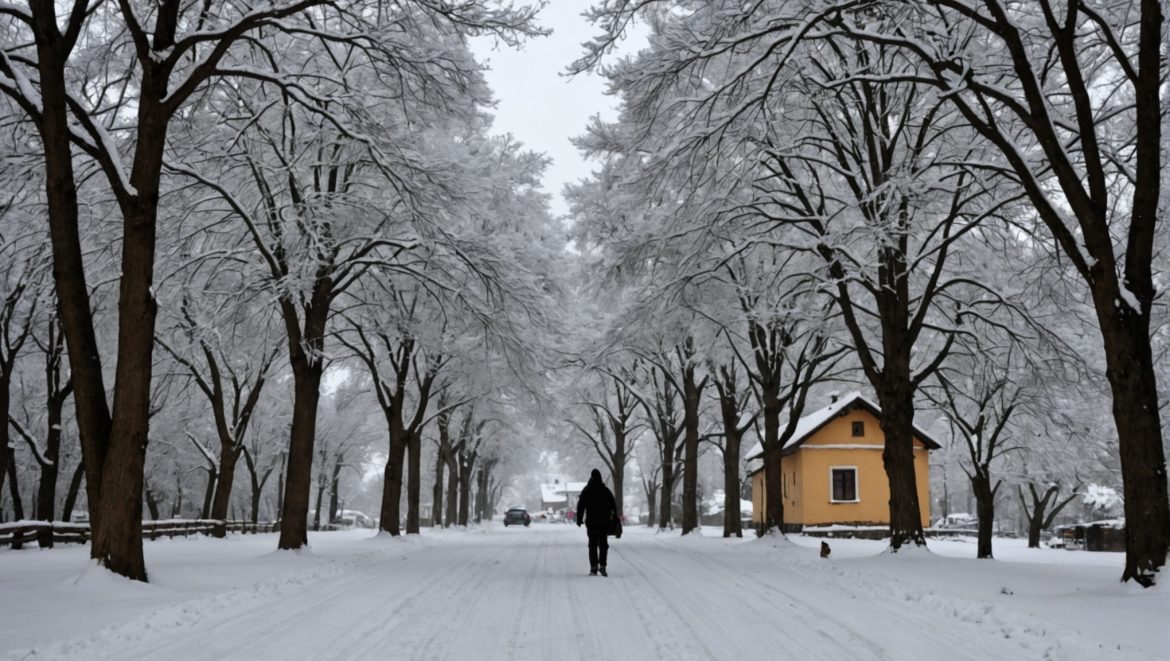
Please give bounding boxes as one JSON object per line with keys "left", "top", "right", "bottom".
{"left": 1019, "top": 483, "right": 1077, "bottom": 549}
{"left": 90, "top": 93, "right": 176, "bottom": 578}
{"left": 1027, "top": 514, "right": 1043, "bottom": 549}
{"left": 645, "top": 483, "right": 658, "bottom": 528}
{"left": 328, "top": 453, "right": 344, "bottom": 524}
{"left": 172, "top": 475, "right": 183, "bottom": 518}
{"left": 458, "top": 452, "right": 474, "bottom": 526}
{"left": 457, "top": 477, "right": 470, "bottom": 526}
{"left": 250, "top": 483, "right": 263, "bottom": 525}
{"left": 716, "top": 386, "right": 743, "bottom": 538}
{"left": 36, "top": 2, "right": 193, "bottom": 584}
{"left": 475, "top": 460, "right": 497, "bottom": 523}
{"left": 28, "top": 10, "right": 114, "bottom": 568}
{"left": 144, "top": 483, "right": 161, "bottom": 521}
{"left": 241, "top": 449, "right": 271, "bottom": 526}
{"left": 1022, "top": 486, "right": 1050, "bottom": 549}
{"left": 201, "top": 468, "right": 217, "bottom": 520}
{"left": 276, "top": 455, "right": 285, "bottom": 525}
{"left": 406, "top": 431, "right": 421, "bottom": 534}
{"left": 0, "top": 376, "right": 9, "bottom": 523}
{"left": 313, "top": 476, "right": 326, "bottom": 531}
{"left": 972, "top": 472, "right": 995, "bottom": 559}
{"left": 61, "top": 461, "right": 84, "bottom": 523}
{"left": 209, "top": 446, "right": 239, "bottom": 536}
{"left": 874, "top": 372, "right": 926, "bottom": 550}
{"left": 1092, "top": 299, "right": 1170, "bottom": 585}
{"left": 379, "top": 425, "right": 407, "bottom": 535}
{"left": 7, "top": 449, "right": 25, "bottom": 548}
{"left": 277, "top": 354, "right": 325, "bottom": 549}
{"left": 611, "top": 441, "right": 625, "bottom": 520}
{"left": 35, "top": 393, "right": 67, "bottom": 548}
{"left": 659, "top": 458, "right": 673, "bottom": 530}
{"left": 760, "top": 384, "right": 784, "bottom": 534}
{"left": 474, "top": 469, "right": 486, "bottom": 523}
{"left": 432, "top": 410, "right": 453, "bottom": 527}
{"left": 432, "top": 447, "right": 446, "bottom": 527}
{"left": 445, "top": 450, "right": 459, "bottom": 528}
{"left": 680, "top": 357, "right": 702, "bottom": 535}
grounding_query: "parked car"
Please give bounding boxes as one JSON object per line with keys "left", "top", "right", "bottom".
{"left": 333, "top": 510, "right": 375, "bottom": 529}
{"left": 503, "top": 507, "right": 531, "bottom": 527}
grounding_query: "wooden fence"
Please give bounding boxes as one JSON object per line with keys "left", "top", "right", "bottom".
{"left": 0, "top": 519, "right": 280, "bottom": 549}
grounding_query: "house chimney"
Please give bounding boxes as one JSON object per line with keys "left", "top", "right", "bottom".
{"left": 830, "top": 392, "right": 839, "bottom": 404}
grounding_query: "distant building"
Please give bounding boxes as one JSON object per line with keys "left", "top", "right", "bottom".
{"left": 747, "top": 392, "right": 939, "bottom": 530}
{"left": 700, "top": 491, "right": 754, "bottom": 526}
{"left": 540, "top": 477, "right": 586, "bottom": 512}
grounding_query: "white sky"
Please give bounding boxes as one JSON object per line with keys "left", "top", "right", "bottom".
{"left": 470, "top": 3, "right": 647, "bottom": 217}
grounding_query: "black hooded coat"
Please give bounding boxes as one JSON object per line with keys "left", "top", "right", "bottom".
{"left": 576, "top": 473, "right": 617, "bottom": 535}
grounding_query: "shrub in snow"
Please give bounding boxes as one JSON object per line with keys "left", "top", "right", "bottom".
{"left": 1081, "top": 484, "right": 1123, "bottom": 517}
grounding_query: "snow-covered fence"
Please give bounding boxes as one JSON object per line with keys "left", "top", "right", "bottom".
{"left": 0, "top": 521, "right": 91, "bottom": 547}
{"left": 0, "top": 520, "right": 280, "bottom": 549}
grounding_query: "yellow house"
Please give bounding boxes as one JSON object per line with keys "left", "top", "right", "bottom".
{"left": 747, "top": 392, "right": 939, "bottom": 529}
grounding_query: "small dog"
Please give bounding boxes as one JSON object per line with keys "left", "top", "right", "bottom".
{"left": 820, "top": 541, "right": 831, "bottom": 558}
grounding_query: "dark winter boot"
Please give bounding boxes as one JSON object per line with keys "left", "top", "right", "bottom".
{"left": 590, "top": 566, "right": 598, "bottom": 576}
{"left": 599, "top": 566, "right": 607, "bottom": 577}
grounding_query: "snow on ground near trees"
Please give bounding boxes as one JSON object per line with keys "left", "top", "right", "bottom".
{"left": 0, "top": 525, "right": 1165, "bottom": 660}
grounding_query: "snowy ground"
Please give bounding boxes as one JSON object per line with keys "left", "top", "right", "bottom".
{"left": 1, "top": 524, "right": 1165, "bottom": 660}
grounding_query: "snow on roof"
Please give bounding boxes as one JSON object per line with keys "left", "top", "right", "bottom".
{"left": 704, "top": 499, "right": 754, "bottom": 516}
{"left": 701, "top": 491, "right": 755, "bottom": 516}
{"left": 540, "top": 484, "right": 566, "bottom": 503}
{"left": 540, "top": 481, "right": 588, "bottom": 503}
{"left": 1055, "top": 518, "right": 1125, "bottom": 530}
{"left": 745, "top": 391, "right": 940, "bottom": 462}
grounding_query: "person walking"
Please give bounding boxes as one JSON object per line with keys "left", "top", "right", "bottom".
{"left": 576, "top": 468, "right": 618, "bottom": 576}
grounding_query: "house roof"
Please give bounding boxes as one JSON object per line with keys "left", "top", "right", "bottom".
{"left": 540, "top": 481, "right": 587, "bottom": 504}
{"left": 540, "top": 484, "right": 565, "bottom": 503}
{"left": 745, "top": 391, "right": 942, "bottom": 464}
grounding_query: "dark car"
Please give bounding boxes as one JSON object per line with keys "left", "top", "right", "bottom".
{"left": 503, "top": 507, "right": 531, "bottom": 527}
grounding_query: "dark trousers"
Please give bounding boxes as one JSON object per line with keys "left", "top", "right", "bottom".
{"left": 588, "top": 529, "right": 609, "bottom": 568}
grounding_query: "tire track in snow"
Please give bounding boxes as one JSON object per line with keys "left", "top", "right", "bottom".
{"left": 738, "top": 544, "right": 1065, "bottom": 660}
{"left": 328, "top": 543, "right": 495, "bottom": 660}
{"left": 652, "top": 538, "right": 896, "bottom": 660}
{"left": 614, "top": 537, "right": 888, "bottom": 660}
{"left": 9, "top": 527, "right": 1150, "bottom": 661}
{"left": 5, "top": 541, "right": 417, "bottom": 661}
{"left": 140, "top": 542, "right": 487, "bottom": 661}
{"left": 606, "top": 546, "right": 677, "bottom": 660}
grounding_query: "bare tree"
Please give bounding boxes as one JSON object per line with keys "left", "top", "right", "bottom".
{"left": 578, "top": 0, "right": 1169, "bottom": 586}
{"left": 709, "top": 362, "right": 756, "bottom": 538}
{"left": 0, "top": 267, "right": 37, "bottom": 510}
{"left": 848, "top": 0, "right": 1169, "bottom": 585}
{"left": 569, "top": 365, "right": 642, "bottom": 517}
{"left": 157, "top": 292, "right": 278, "bottom": 536}
{"left": 8, "top": 311, "right": 73, "bottom": 547}
{"left": 339, "top": 322, "right": 443, "bottom": 536}
{"left": 625, "top": 358, "right": 684, "bottom": 530}
{"left": 0, "top": 0, "right": 544, "bottom": 578}
{"left": 1019, "top": 482, "right": 1081, "bottom": 549}
{"left": 928, "top": 354, "right": 1026, "bottom": 558}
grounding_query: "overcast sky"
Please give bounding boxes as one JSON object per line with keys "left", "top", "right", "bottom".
{"left": 470, "top": 4, "right": 646, "bottom": 218}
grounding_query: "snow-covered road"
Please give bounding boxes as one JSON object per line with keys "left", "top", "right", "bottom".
{"left": 2, "top": 525, "right": 1166, "bottom": 660}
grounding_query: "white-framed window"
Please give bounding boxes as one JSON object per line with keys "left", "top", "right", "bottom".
{"left": 829, "top": 466, "right": 859, "bottom": 503}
